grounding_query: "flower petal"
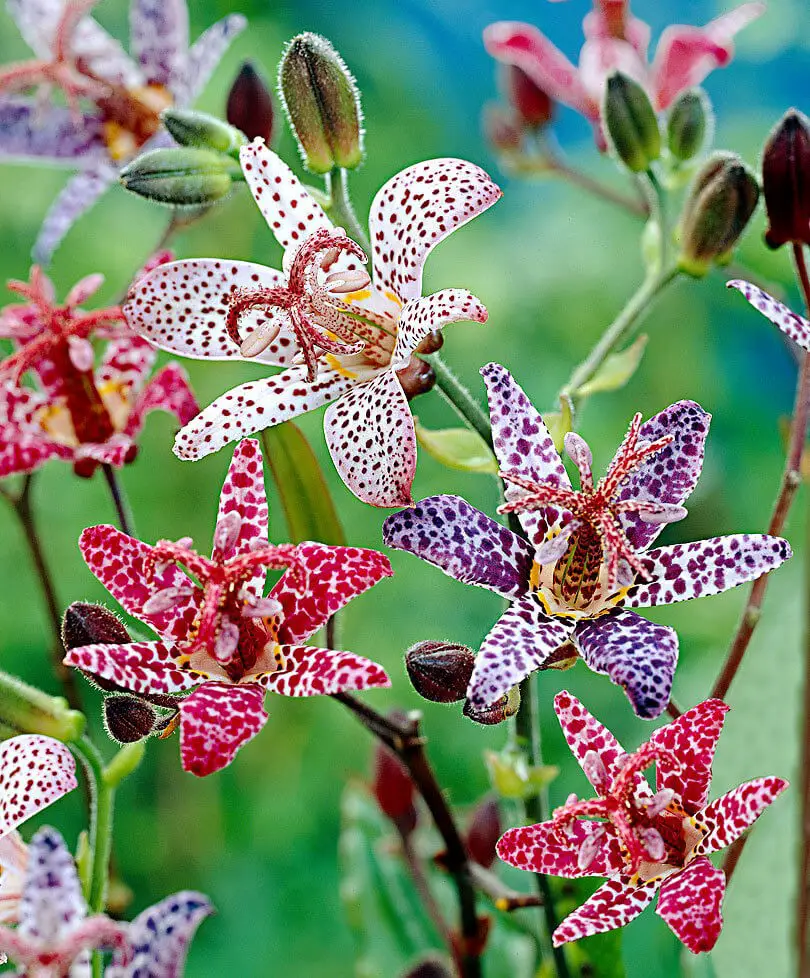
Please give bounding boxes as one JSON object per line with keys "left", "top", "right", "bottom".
{"left": 124, "top": 363, "right": 199, "bottom": 438}
{"left": 383, "top": 494, "right": 534, "bottom": 600}
{"left": 273, "top": 542, "right": 393, "bottom": 645}
{"left": 656, "top": 857, "right": 724, "bottom": 953}
{"left": 0, "top": 99, "right": 108, "bottom": 165}
{"left": 123, "top": 259, "right": 298, "bottom": 365}
{"left": 179, "top": 682, "right": 267, "bottom": 776}
{"left": 129, "top": 0, "right": 189, "bottom": 91}
{"left": 173, "top": 367, "right": 355, "bottom": 462}
{"left": 692, "top": 776, "right": 789, "bottom": 856}
{"left": 0, "top": 384, "right": 71, "bottom": 476}
{"left": 648, "top": 699, "right": 729, "bottom": 816}
{"left": 392, "top": 289, "right": 488, "bottom": 366}
{"left": 728, "top": 279, "right": 810, "bottom": 351}
{"left": 212, "top": 438, "right": 269, "bottom": 586}
{"left": 64, "top": 641, "right": 198, "bottom": 696}
{"left": 0, "top": 736, "right": 76, "bottom": 838}
{"left": 469, "top": 595, "right": 574, "bottom": 708}
{"left": 323, "top": 370, "right": 416, "bottom": 508}
{"left": 75, "top": 434, "right": 135, "bottom": 470}
{"left": 612, "top": 400, "right": 710, "bottom": 551}
{"left": 368, "top": 158, "right": 501, "bottom": 302}
{"left": 96, "top": 336, "right": 156, "bottom": 391}
{"left": 260, "top": 645, "right": 390, "bottom": 697}
{"left": 627, "top": 535, "right": 792, "bottom": 607}
{"left": 17, "top": 827, "right": 85, "bottom": 946}
{"left": 182, "top": 14, "right": 247, "bottom": 103}
{"left": 572, "top": 610, "right": 678, "bottom": 719}
{"left": 553, "top": 690, "right": 629, "bottom": 793}
{"left": 481, "top": 362, "right": 571, "bottom": 546}
{"left": 33, "top": 163, "right": 116, "bottom": 265}
{"left": 497, "top": 818, "right": 625, "bottom": 879}
{"left": 553, "top": 878, "right": 659, "bottom": 945}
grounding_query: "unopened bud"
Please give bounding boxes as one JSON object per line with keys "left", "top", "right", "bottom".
{"left": 120, "top": 147, "right": 238, "bottom": 207}
{"left": 162, "top": 108, "right": 245, "bottom": 157}
{"left": 415, "top": 331, "right": 444, "bottom": 355}
{"left": 502, "top": 65, "right": 553, "bottom": 129}
{"left": 396, "top": 357, "right": 437, "bottom": 401}
{"left": 279, "top": 33, "right": 364, "bottom": 174}
{"left": 466, "top": 796, "right": 501, "bottom": 868}
{"left": 0, "top": 671, "right": 84, "bottom": 742}
{"left": 405, "top": 640, "right": 475, "bottom": 703}
{"left": 226, "top": 61, "right": 275, "bottom": 144}
{"left": 666, "top": 88, "right": 711, "bottom": 162}
{"left": 482, "top": 103, "right": 522, "bottom": 153}
{"left": 103, "top": 695, "right": 158, "bottom": 744}
{"left": 62, "top": 602, "right": 131, "bottom": 650}
{"left": 603, "top": 72, "right": 661, "bottom": 173}
{"left": 463, "top": 685, "right": 521, "bottom": 726}
{"left": 372, "top": 727, "right": 417, "bottom": 836}
{"left": 678, "top": 152, "right": 760, "bottom": 277}
{"left": 762, "top": 109, "right": 810, "bottom": 249}
{"left": 402, "top": 957, "right": 453, "bottom": 978}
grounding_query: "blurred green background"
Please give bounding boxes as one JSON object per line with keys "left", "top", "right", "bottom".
{"left": 0, "top": 0, "right": 807, "bottom": 975}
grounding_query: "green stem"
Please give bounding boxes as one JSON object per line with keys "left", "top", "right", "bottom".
{"left": 644, "top": 169, "right": 669, "bottom": 270}
{"left": 326, "top": 168, "right": 371, "bottom": 254}
{"left": 427, "top": 354, "right": 494, "bottom": 449}
{"left": 101, "top": 464, "right": 135, "bottom": 536}
{"left": 71, "top": 736, "right": 115, "bottom": 912}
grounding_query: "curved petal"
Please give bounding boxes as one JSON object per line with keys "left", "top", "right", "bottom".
{"left": 553, "top": 690, "right": 629, "bottom": 794}
{"left": 0, "top": 99, "right": 107, "bottom": 166}
{"left": 273, "top": 542, "right": 393, "bottom": 645}
{"left": 260, "top": 645, "right": 390, "bottom": 697}
{"left": 692, "top": 776, "right": 789, "bottom": 857}
{"left": 578, "top": 36, "right": 648, "bottom": 103}
{"left": 392, "top": 289, "right": 488, "bottom": 366}
{"left": 572, "top": 611, "right": 678, "bottom": 720}
{"left": 382, "top": 494, "right": 533, "bottom": 600}
{"left": 18, "top": 827, "right": 85, "bottom": 946}
{"left": 323, "top": 370, "right": 416, "bottom": 508}
{"left": 130, "top": 0, "right": 189, "bottom": 90}
{"left": 179, "top": 682, "right": 267, "bottom": 777}
{"left": 469, "top": 595, "right": 574, "bottom": 708}
{"left": 656, "top": 857, "right": 724, "bottom": 953}
{"left": 497, "top": 818, "right": 625, "bottom": 879}
{"left": 97, "top": 336, "right": 156, "bottom": 391}
{"left": 64, "top": 641, "right": 199, "bottom": 696}
{"left": 728, "top": 280, "right": 810, "bottom": 352}
{"left": 368, "top": 158, "right": 501, "bottom": 302}
{"left": 0, "top": 384, "right": 72, "bottom": 476}
{"left": 182, "top": 14, "right": 247, "bottom": 103}
{"left": 213, "top": 439, "right": 269, "bottom": 589}
{"left": 124, "top": 363, "right": 199, "bottom": 438}
{"left": 123, "top": 259, "right": 297, "bottom": 365}
{"left": 553, "top": 878, "right": 659, "bottom": 946}
{"left": 75, "top": 434, "right": 135, "bottom": 470}
{"left": 33, "top": 163, "right": 116, "bottom": 265}
{"left": 0, "top": 737, "right": 76, "bottom": 838}
{"left": 627, "top": 535, "right": 792, "bottom": 607}
{"left": 174, "top": 366, "right": 355, "bottom": 462}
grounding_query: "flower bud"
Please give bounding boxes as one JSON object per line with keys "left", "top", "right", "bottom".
{"left": 226, "top": 61, "right": 275, "bottom": 145}
{"left": 372, "top": 725, "right": 417, "bottom": 836}
{"left": 466, "top": 796, "right": 502, "bottom": 869}
{"left": 678, "top": 152, "right": 760, "bottom": 277}
{"left": 463, "top": 685, "right": 521, "bottom": 726}
{"left": 396, "top": 357, "right": 436, "bottom": 400}
{"left": 402, "top": 957, "right": 453, "bottom": 978}
{"left": 603, "top": 72, "right": 661, "bottom": 173}
{"left": 279, "top": 33, "right": 364, "bottom": 174}
{"left": 0, "top": 671, "right": 84, "bottom": 742}
{"left": 405, "top": 641, "right": 475, "bottom": 704}
{"left": 120, "top": 148, "right": 238, "bottom": 206}
{"left": 161, "top": 108, "right": 245, "bottom": 157}
{"left": 415, "top": 331, "right": 444, "bottom": 355}
{"left": 762, "top": 109, "right": 810, "bottom": 249}
{"left": 666, "top": 88, "right": 711, "bottom": 162}
{"left": 502, "top": 65, "right": 553, "bottom": 129}
{"left": 103, "top": 696, "right": 158, "bottom": 745}
{"left": 482, "top": 104, "right": 522, "bottom": 153}
{"left": 62, "top": 602, "right": 131, "bottom": 650}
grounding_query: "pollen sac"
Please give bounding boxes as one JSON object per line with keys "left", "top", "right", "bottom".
{"left": 103, "top": 695, "right": 159, "bottom": 745}
{"left": 666, "top": 88, "right": 712, "bottom": 163}
{"left": 62, "top": 602, "right": 131, "bottom": 651}
{"left": 161, "top": 108, "right": 245, "bottom": 157}
{"left": 603, "top": 72, "right": 661, "bottom": 173}
{"left": 463, "top": 685, "right": 521, "bottom": 726}
{"left": 120, "top": 147, "right": 238, "bottom": 207}
{"left": 762, "top": 108, "right": 810, "bottom": 249}
{"left": 466, "top": 796, "right": 502, "bottom": 869}
{"left": 226, "top": 61, "right": 275, "bottom": 145}
{"left": 502, "top": 64, "right": 554, "bottom": 130}
{"left": 372, "top": 733, "right": 418, "bottom": 836}
{"left": 279, "top": 32, "right": 364, "bottom": 174}
{"left": 405, "top": 640, "right": 475, "bottom": 703}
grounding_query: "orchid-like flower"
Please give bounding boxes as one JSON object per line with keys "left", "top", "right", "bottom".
{"left": 383, "top": 364, "right": 791, "bottom": 718}
{"left": 64, "top": 437, "right": 392, "bottom": 776}
{"left": 484, "top": 0, "right": 764, "bottom": 139}
{"left": 0, "top": 0, "right": 246, "bottom": 263}
{"left": 498, "top": 692, "right": 787, "bottom": 952}
{"left": 123, "top": 140, "right": 502, "bottom": 507}
{"left": 0, "top": 265, "right": 198, "bottom": 478}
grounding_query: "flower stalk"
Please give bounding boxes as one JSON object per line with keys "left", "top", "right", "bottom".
{"left": 101, "top": 464, "right": 135, "bottom": 537}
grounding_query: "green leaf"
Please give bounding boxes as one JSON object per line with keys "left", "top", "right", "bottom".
{"left": 261, "top": 422, "right": 345, "bottom": 545}
{"left": 573, "top": 928, "right": 628, "bottom": 978}
{"left": 574, "top": 335, "right": 648, "bottom": 399}
{"left": 415, "top": 419, "right": 498, "bottom": 474}
{"left": 543, "top": 395, "right": 574, "bottom": 453}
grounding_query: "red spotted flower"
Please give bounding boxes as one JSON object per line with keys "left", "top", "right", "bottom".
{"left": 497, "top": 692, "right": 787, "bottom": 952}
{"left": 64, "top": 437, "right": 392, "bottom": 776}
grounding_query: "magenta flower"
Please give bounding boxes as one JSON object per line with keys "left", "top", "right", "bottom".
{"left": 383, "top": 364, "right": 791, "bottom": 718}
{"left": 64, "top": 437, "right": 392, "bottom": 776}
{"left": 484, "top": 0, "right": 763, "bottom": 139}
{"left": 0, "top": 0, "right": 246, "bottom": 263}
{"left": 124, "top": 140, "right": 501, "bottom": 507}
{"left": 498, "top": 691, "right": 787, "bottom": 952}
{"left": 0, "top": 265, "right": 198, "bottom": 478}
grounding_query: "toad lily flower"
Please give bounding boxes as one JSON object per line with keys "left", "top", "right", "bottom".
{"left": 0, "top": 265, "right": 198, "bottom": 478}
{"left": 484, "top": 0, "right": 764, "bottom": 138}
{"left": 124, "top": 140, "right": 501, "bottom": 507}
{"left": 0, "top": 0, "right": 246, "bottom": 263}
{"left": 64, "top": 437, "right": 392, "bottom": 776}
{"left": 498, "top": 692, "right": 787, "bottom": 952}
{"left": 383, "top": 364, "right": 791, "bottom": 718}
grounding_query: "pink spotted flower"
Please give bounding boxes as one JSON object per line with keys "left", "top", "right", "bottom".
{"left": 383, "top": 364, "right": 791, "bottom": 719}
{"left": 484, "top": 0, "right": 764, "bottom": 142}
{"left": 0, "top": 265, "right": 198, "bottom": 479}
{"left": 64, "top": 437, "right": 392, "bottom": 776}
{"left": 124, "top": 139, "right": 502, "bottom": 507}
{"left": 498, "top": 692, "right": 787, "bottom": 952}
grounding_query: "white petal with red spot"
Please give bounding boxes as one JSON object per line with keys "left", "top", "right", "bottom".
{"left": 391, "top": 289, "right": 488, "bottom": 367}
{"left": 553, "top": 878, "right": 659, "bottom": 945}
{"left": 656, "top": 857, "right": 725, "bottom": 953}
{"left": 553, "top": 690, "right": 629, "bottom": 793}
{"left": 179, "top": 682, "right": 268, "bottom": 777}
{"left": 692, "top": 776, "right": 788, "bottom": 856}
{"left": 64, "top": 641, "right": 199, "bottom": 696}
{"left": 0, "top": 737, "right": 76, "bottom": 838}
{"left": 259, "top": 645, "right": 390, "bottom": 697}
{"left": 497, "top": 818, "right": 625, "bottom": 879}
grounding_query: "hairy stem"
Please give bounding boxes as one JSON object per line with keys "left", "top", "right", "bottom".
{"left": 427, "top": 354, "right": 494, "bottom": 449}
{"left": 326, "top": 168, "right": 371, "bottom": 254}
{"left": 100, "top": 464, "right": 134, "bottom": 537}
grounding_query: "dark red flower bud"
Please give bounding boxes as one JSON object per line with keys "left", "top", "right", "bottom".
{"left": 502, "top": 65, "right": 554, "bottom": 129}
{"left": 103, "top": 695, "right": 158, "bottom": 744}
{"left": 405, "top": 641, "right": 475, "bottom": 704}
{"left": 463, "top": 685, "right": 520, "bottom": 726}
{"left": 762, "top": 109, "right": 810, "bottom": 249}
{"left": 226, "top": 61, "right": 275, "bottom": 145}
{"left": 401, "top": 957, "right": 453, "bottom": 978}
{"left": 466, "top": 796, "right": 502, "bottom": 869}
{"left": 373, "top": 716, "right": 417, "bottom": 835}
{"left": 482, "top": 103, "right": 522, "bottom": 153}
{"left": 396, "top": 356, "right": 436, "bottom": 400}
{"left": 62, "top": 602, "right": 131, "bottom": 651}
{"left": 415, "top": 330, "right": 444, "bottom": 355}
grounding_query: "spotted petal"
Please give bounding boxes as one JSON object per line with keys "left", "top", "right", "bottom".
{"left": 391, "top": 289, "right": 488, "bottom": 368}
{"left": 572, "top": 610, "right": 678, "bottom": 719}
{"left": 0, "top": 100, "right": 108, "bottom": 165}
{"left": 0, "top": 737, "right": 76, "bottom": 838}
{"left": 272, "top": 542, "right": 393, "bottom": 645}
{"left": 0, "top": 384, "right": 72, "bottom": 476}
{"left": 260, "top": 645, "right": 389, "bottom": 697}
{"left": 17, "top": 827, "right": 86, "bottom": 947}
{"left": 553, "top": 690, "right": 629, "bottom": 793}
{"left": 124, "top": 363, "right": 199, "bottom": 438}
{"left": 692, "top": 776, "right": 788, "bottom": 856}
{"left": 33, "top": 163, "right": 117, "bottom": 265}
{"left": 97, "top": 336, "right": 156, "bottom": 391}
{"left": 383, "top": 494, "right": 534, "bottom": 600}
{"left": 656, "top": 857, "right": 725, "bottom": 953}
{"left": 130, "top": 0, "right": 189, "bottom": 90}
{"left": 368, "top": 158, "right": 501, "bottom": 302}
{"left": 64, "top": 641, "right": 198, "bottom": 696}
{"left": 627, "top": 535, "right": 792, "bottom": 607}
{"left": 553, "top": 878, "right": 659, "bottom": 946}
{"left": 179, "top": 681, "right": 267, "bottom": 777}
{"left": 469, "top": 595, "right": 574, "bottom": 708}
{"left": 182, "top": 14, "right": 247, "bottom": 104}
{"left": 212, "top": 439, "right": 269, "bottom": 592}
{"left": 497, "top": 819, "right": 624, "bottom": 879}
{"left": 728, "top": 279, "right": 810, "bottom": 351}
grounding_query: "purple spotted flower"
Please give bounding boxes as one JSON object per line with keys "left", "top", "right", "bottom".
{"left": 383, "top": 363, "right": 791, "bottom": 719}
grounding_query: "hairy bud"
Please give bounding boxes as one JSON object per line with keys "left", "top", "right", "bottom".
{"left": 405, "top": 641, "right": 476, "bottom": 704}
{"left": 603, "top": 72, "right": 661, "bottom": 173}
{"left": 62, "top": 602, "right": 131, "bottom": 650}
{"left": 373, "top": 726, "right": 417, "bottom": 836}
{"left": 502, "top": 65, "right": 553, "bottom": 129}
{"left": 162, "top": 108, "right": 245, "bottom": 157}
{"left": 666, "top": 88, "right": 711, "bottom": 162}
{"left": 463, "top": 686, "right": 521, "bottom": 726}
{"left": 226, "top": 61, "right": 275, "bottom": 144}
{"left": 466, "top": 796, "right": 502, "bottom": 868}
{"left": 103, "top": 695, "right": 158, "bottom": 745}
{"left": 279, "top": 33, "right": 364, "bottom": 174}
{"left": 762, "top": 109, "right": 810, "bottom": 249}
{"left": 120, "top": 147, "right": 238, "bottom": 206}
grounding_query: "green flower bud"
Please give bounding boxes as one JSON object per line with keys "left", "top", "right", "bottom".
{"left": 279, "top": 32, "right": 364, "bottom": 174}
{"left": 667, "top": 88, "right": 712, "bottom": 162}
{"left": 603, "top": 72, "right": 661, "bottom": 173}
{"left": 678, "top": 152, "right": 760, "bottom": 277}
{"left": 161, "top": 108, "right": 245, "bottom": 157}
{"left": 0, "top": 670, "right": 84, "bottom": 742}
{"left": 120, "top": 147, "right": 239, "bottom": 207}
